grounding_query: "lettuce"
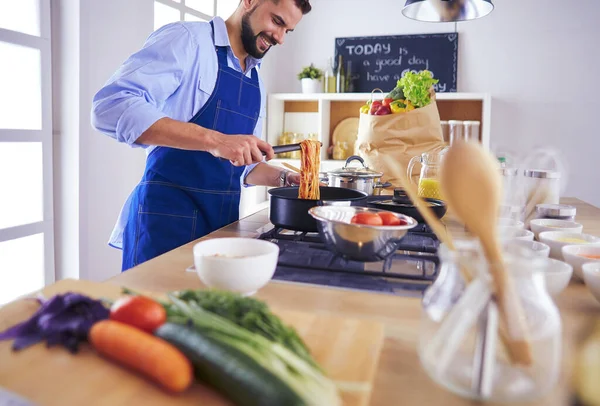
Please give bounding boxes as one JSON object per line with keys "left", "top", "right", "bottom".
{"left": 398, "top": 70, "right": 439, "bottom": 108}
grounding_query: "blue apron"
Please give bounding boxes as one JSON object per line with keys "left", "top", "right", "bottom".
{"left": 121, "top": 22, "right": 261, "bottom": 271}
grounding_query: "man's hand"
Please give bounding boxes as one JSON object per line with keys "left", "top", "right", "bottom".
{"left": 208, "top": 133, "right": 275, "bottom": 166}
{"left": 286, "top": 171, "right": 301, "bottom": 186}
{"left": 285, "top": 172, "right": 327, "bottom": 187}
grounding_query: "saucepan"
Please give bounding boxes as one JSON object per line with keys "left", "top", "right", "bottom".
{"left": 268, "top": 186, "right": 368, "bottom": 233}
{"left": 367, "top": 188, "right": 448, "bottom": 224}
{"left": 321, "top": 156, "right": 392, "bottom": 196}
{"left": 308, "top": 206, "right": 417, "bottom": 262}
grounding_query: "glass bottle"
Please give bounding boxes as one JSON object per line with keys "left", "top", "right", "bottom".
{"left": 336, "top": 54, "right": 345, "bottom": 93}
{"left": 323, "top": 57, "right": 336, "bottom": 93}
{"left": 345, "top": 60, "right": 353, "bottom": 93}
{"left": 419, "top": 240, "right": 562, "bottom": 403}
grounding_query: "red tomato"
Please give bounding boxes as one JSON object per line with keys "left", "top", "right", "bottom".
{"left": 377, "top": 212, "right": 401, "bottom": 226}
{"left": 110, "top": 295, "right": 167, "bottom": 333}
{"left": 351, "top": 212, "right": 384, "bottom": 226}
{"left": 382, "top": 98, "right": 394, "bottom": 107}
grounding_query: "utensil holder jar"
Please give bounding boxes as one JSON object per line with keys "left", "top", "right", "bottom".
{"left": 419, "top": 241, "right": 562, "bottom": 403}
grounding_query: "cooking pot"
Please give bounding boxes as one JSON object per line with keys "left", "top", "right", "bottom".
{"left": 268, "top": 186, "right": 368, "bottom": 233}
{"left": 323, "top": 155, "right": 392, "bottom": 196}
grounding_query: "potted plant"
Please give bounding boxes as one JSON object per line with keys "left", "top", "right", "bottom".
{"left": 297, "top": 64, "right": 323, "bottom": 94}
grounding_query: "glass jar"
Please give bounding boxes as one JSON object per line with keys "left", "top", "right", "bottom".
{"left": 499, "top": 166, "right": 525, "bottom": 222}
{"left": 440, "top": 120, "right": 450, "bottom": 143}
{"left": 521, "top": 148, "right": 567, "bottom": 225}
{"left": 332, "top": 141, "right": 345, "bottom": 160}
{"left": 523, "top": 169, "right": 561, "bottom": 224}
{"left": 463, "top": 120, "right": 481, "bottom": 142}
{"left": 289, "top": 133, "right": 304, "bottom": 159}
{"left": 279, "top": 132, "right": 294, "bottom": 158}
{"left": 419, "top": 240, "right": 562, "bottom": 403}
{"left": 448, "top": 120, "right": 464, "bottom": 145}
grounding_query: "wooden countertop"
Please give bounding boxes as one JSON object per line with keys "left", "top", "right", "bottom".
{"left": 106, "top": 197, "right": 600, "bottom": 406}
{"left": 3, "top": 197, "right": 600, "bottom": 405}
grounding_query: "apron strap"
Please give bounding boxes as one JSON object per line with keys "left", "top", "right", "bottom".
{"left": 210, "top": 20, "right": 260, "bottom": 81}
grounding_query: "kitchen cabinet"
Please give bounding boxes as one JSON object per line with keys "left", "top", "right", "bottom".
{"left": 239, "top": 92, "right": 492, "bottom": 217}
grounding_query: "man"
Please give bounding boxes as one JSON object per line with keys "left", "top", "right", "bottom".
{"left": 91, "top": 0, "right": 311, "bottom": 271}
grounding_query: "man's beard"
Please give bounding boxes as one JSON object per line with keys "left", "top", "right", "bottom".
{"left": 241, "top": 11, "right": 275, "bottom": 59}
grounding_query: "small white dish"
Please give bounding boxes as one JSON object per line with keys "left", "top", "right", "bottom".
{"left": 499, "top": 226, "right": 534, "bottom": 241}
{"left": 539, "top": 257, "right": 573, "bottom": 296}
{"left": 505, "top": 239, "right": 550, "bottom": 257}
{"left": 538, "top": 231, "right": 600, "bottom": 260}
{"left": 529, "top": 219, "right": 583, "bottom": 239}
{"left": 583, "top": 262, "right": 600, "bottom": 303}
{"left": 193, "top": 237, "right": 279, "bottom": 296}
{"left": 498, "top": 217, "right": 525, "bottom": 229}
{"left": 562, "top": 245, "right": 600, "bottom": 280}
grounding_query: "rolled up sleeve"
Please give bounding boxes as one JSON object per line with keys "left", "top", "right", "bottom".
{"left": 91, "top": 23, "right": 195, "bottom": 146}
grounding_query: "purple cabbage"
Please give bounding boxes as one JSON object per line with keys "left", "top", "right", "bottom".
{"left": 0, "top": 292, "right": 110, "bottom": 353}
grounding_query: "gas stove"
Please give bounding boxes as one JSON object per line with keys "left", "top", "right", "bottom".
{"left": 257, "top": 222, "right": 441, "bottom": 297}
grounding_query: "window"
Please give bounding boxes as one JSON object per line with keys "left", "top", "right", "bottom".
{"left": 0, "top": 0, "right": 54, "bottom": 304}
{"left": 154, "top": 0, "right": 240, "bottom": 30}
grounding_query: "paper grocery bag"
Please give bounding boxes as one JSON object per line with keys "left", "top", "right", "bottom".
{"left": 355, "top": 96, "right": 447, "bottom": 194}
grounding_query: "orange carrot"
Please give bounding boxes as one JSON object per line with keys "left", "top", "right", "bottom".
{"left": 89, "top": 320, "right": 193, "bottom": 393}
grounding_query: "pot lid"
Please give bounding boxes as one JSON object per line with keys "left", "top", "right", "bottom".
{"left": 524, "top": 169, "right": 560, "bottom": 179}
{"left": 535, "top": 204, "right": 576, "bottom": 217}
{"left": 327, "top": 155, "right": 383, "bottom": 178}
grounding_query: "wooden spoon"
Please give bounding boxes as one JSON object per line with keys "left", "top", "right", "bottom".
{"left": 440, "top": 140, "right": 533, "bottom": 366}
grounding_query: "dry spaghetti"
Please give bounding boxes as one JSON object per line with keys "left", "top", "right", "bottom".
{"left": 298, "top": 140, "right": 321, "bottom": 200}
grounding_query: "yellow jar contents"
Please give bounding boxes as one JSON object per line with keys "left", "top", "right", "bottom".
{"left": 556, "top": 237, "right": 589, "bottom": 244}
{"left": 418, "top": 178, "right": 444, "bottom": 200}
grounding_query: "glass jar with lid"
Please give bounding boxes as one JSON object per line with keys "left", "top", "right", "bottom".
{"left": 419, "top": 240, "right": 562, "bottom": 403}
{"left": 523, "top": 169, "right": 561, "bottom": 224}
{"left": 499, "top": 165, "right": 524, "bottom": 221}
{"left": 521, "top": 148, "right": 567, "bottom": 225}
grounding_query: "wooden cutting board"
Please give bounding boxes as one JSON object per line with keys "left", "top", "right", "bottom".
{"left": 0, "top": 279, "right": 385, "bottom": 406}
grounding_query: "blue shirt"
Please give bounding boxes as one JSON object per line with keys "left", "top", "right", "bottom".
{"left": 91, "top": 17, "right": 266, "bottom": 249}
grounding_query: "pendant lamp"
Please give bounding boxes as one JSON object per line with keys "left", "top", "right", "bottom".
{"left": 402, "top": 0, "right": 494, "bottom": 22}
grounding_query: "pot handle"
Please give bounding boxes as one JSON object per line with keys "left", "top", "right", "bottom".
{"left": 319, "top": 171, "right": 329, "bottom": 184}
{"left": 344, "top": 155, "right": 367, "bottom": 169}
{"left": 374, "top": 181, "right": 393, "bottom": 189}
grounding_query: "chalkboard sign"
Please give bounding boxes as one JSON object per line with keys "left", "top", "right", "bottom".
{"left": 334, "top": 33, "right": 458, "bottom": 93}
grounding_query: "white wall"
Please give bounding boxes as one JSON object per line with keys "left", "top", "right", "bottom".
{"left": 53, "top": 0, "right": 152, "bottom": 282}
{"left": 53, "top": 0, "right": 600, "bottom": 282}
{"left": 260, "top": 0, "right": 600, "bottom": 206}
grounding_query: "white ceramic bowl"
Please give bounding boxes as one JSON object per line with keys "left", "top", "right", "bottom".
{"left": 505, "top": 239, "right": 550, "bottom": 257}
{"left": 529, "top": 219, "right": 583, "bottom": 239}
{"left": 539, "top": 257, "right": 573, "bottom": 296}
{"left": 499, "top": 226, "right": 534, "bottom": 241}
{"left": 562, "top": 245, "right": 600, "bottom": 280}
{"left": 582, "top": 262, "right": 600, "bottom": 303}
{"left": 193, "top": 238, "right": 279, "bottom": 296}
{"left": 538, "top": 231, "right": 600, "bottom": 260}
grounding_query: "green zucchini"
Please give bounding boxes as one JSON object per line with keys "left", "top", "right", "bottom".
{"left": 155, "top": 323, "right": 306, "bottom": 406}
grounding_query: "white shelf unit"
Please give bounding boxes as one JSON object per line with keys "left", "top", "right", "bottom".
{"left": 266, "top": 92, "right": 492, "bottom": 166}
{"left": 240, "top": 92, "right": 492, "bottom": 217}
